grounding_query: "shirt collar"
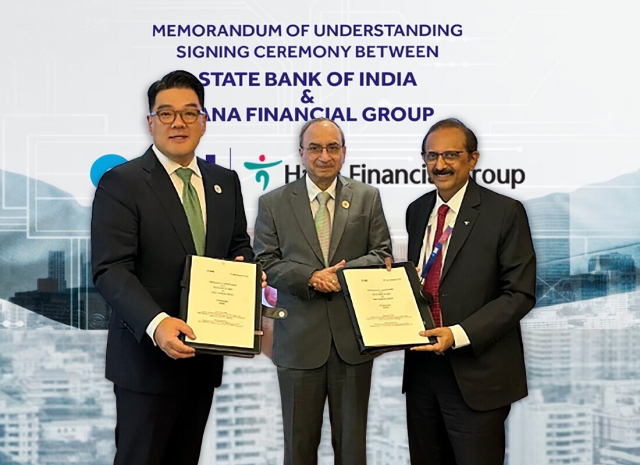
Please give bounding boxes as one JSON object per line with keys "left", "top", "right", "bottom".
{"left": 306, "top": 175, "right": 338, "bottom": 203}
{"left": 434, "top": 179, "right": 469, "bottom": 216}
{"left": 152, "top": 145, "right": 202, "bottom": 179}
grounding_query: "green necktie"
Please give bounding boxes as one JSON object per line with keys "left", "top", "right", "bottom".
{"left": 315, "top": 191, "right": 332, "bottom": 266}
{"left": 175, "top": 167, "right": 206, "bottom": 256}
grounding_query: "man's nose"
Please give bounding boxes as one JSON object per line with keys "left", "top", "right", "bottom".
{"left": 434, "top": 154, "right": 448, "bottom": 170}
{"left": 318, "top": 148, "right": 332, "bottom": 161}
{"left": 171, "top": 114, "right": 187, "bottom": 128}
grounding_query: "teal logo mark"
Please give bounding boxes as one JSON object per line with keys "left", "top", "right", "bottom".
{"left": 244, "top": 154, "right": 282, "bottom": 191}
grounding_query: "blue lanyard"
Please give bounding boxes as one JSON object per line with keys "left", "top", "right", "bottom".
{"left": 421, "top": 226, "right": 453, "bottom": 279}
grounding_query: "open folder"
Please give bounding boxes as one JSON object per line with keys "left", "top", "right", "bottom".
{"left": 179, "top": 256, "right": 286, "bottom": 358}
{"left": 337, "top": 262, "right": 436, "bottom": 355}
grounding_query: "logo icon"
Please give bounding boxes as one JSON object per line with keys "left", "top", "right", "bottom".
{"left": 244, "top": 154, "right": 282, "bottom": 191}
{"left": 90, "top": 154, "right": 127, "bottom": 187}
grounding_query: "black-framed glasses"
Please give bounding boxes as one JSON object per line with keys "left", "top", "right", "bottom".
{"left": 422, "top": 150, "right": 465, "bottom": 164}
{"left": 302, "top": 144, "right": 343, "bottom": 156}
{"left": 149, "top": 109, "right": 206, "bottom": 124}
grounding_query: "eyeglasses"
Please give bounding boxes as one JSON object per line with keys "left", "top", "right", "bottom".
{"left": 302, "top": 144, "right": 343, "bottom": 156}
{"left": 149, "top": 108, "right": 206, "bottom": 124}
{"left": 422, "top": 151, "right": 465, "bottom": 164}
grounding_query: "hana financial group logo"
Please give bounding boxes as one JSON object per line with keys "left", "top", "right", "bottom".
{"left": 89, "top": 152, "right": 283, "bottom": 191}
{"left": 244, "top": 154, "right": 282, "bottom": 191}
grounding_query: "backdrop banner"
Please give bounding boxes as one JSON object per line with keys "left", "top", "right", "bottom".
{"left": 1, "top": 1, "right": 638, "bottom": 464}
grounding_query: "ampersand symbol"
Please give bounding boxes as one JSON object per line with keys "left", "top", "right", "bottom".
{"left": 300, "top": 89, "right": 314, "bottom": 104}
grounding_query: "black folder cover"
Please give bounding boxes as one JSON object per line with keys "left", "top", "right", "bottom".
{"left": 337, "top": 261, "right": 437, "bottom": 355}
{"left": 179, "top": 256, "right": 263, "bottom": 358}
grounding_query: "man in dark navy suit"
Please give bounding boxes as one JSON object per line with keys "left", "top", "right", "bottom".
{"left": 404, "top": 118, "right": 536, "bottom": 465}
{"left": 91, "top": 70, "right": 253, "bottom": 465}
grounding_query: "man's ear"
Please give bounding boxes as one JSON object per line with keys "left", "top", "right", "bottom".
{"left": 470, "top": 151, "right": 480, "bottom": 168}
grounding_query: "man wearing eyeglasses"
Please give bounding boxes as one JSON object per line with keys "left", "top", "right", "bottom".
{"left": 403, "top": 118, "right": 536, "bottom": 465}
{"left": 91, "top": 70, "right": 253, "bottom": 465}
{"left": 253, "top": 118, "right": 392, "bottom": 465}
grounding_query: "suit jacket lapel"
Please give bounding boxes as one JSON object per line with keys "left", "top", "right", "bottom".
{"left": 142, "top": 148, "right": 196, "bottom": 255}
{"left": 441, "top": 180, "right": 481, "bottom": 282}
{"left": 410, "top": 193, "right": 436, "bottom": 265}
{"left": 200, "top": 159, "right": 221, "bottom": 256}
{"left": 289, "top": 177, "right": 325, "bottom": 266}
{"left": 328, "top": 177, "right": 352, "bottom": 265}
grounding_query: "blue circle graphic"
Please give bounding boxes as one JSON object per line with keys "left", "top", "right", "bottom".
{"left": 90, "top": 154, "right": 127, "bottom": 187}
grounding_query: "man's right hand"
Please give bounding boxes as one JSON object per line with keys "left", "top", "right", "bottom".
{"left": 309, "top": 260, "right": 346, "bottom": 293}
{"left": 154, "top": 317, "right": 197, "bottom": 360}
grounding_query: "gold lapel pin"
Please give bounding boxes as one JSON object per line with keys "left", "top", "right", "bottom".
{"left": 214, "top": 185, "right": 222, "bottom": 194}
{"left": 342, "top": 200, "right": 350, "bottom": 209}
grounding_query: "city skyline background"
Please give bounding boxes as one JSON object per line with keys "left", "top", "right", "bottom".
{"left": 1, "top": 165, "right": 640, "bottom": 464}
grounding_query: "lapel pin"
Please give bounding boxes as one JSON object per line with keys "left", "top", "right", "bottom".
{"left": 464, "top": 221, "right": 470, "bottom": 225}
{"left": 342, "top": 200, "right": 350, "bottom": 209}
{"left": 214, "top": 185, "right": 222, "bottom": 194}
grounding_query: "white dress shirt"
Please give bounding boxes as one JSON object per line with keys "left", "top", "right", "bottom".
{"left": 306, "top": 175, "right": 337, "bottom": 222}
{"left": 146, "top": 146, "right": 208, "bottom": 343}
{"left": 418, "top": 181, "right": 471, "bottom": 349}
{"left": 152, "top": 145, "right": 207, "bottom": 226}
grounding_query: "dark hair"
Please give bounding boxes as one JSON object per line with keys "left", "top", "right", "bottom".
{"left": 147, "top": 70, "right": 205, "bottom": 111}
{"left": 299, "top": 118, "right": 346, "bottom": 148}
{"left": 421, "top": 118, "right": 478, "bottom": 154}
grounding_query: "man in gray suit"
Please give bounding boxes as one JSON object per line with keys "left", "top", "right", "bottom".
{"left": 254, "top": 118, "right": 392, "bottom": 465}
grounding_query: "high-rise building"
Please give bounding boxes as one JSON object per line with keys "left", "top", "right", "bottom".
{"left": 367, "top": 352, "right": 409, "bottom": 465}
{"left": 0, "top": 392, "right": 40, "bottom": 464}
{"left": 521, "top": 320, "right": 572, "bottom": 384}
{"left": 525, "top": 193, "right": 571, "bottom": 307}
{"left": 555, "top": 272, "right": 608, "bottom": 302}
{"left": 588, "top": 252, "right": 637, "bottom": 295}
{"left": 522, "top": 294, "right": 640, "bottom": 384}
{"left": 200, "top": 357, "right": 282, "bottom": 465}
{"left": 0, "top": 329, "right": 114, "bottom": 464}
{"left": 47, "top": 251, "right": 66, "bottom": 292}
{"left": 594, "top": 387, "right": 640, "bottom": 463}
{"left": 599, "top": 443, "right": 640, "bottom": 465}
{"left": 509, "top": 391, "right": 593, "bottom": 465}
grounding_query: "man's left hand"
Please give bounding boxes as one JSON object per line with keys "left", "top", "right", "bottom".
{"left": 309, "top": 260, "right": 346, "bottom": 293}
{"left": 411, "top": 327, "right": 455, "bottom": 355}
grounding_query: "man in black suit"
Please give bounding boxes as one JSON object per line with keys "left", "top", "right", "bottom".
{"left": 91, "top": 70, "right": 253, "bottom": 465}
{"left": 404, "top": 118, "right": 536, "bottom": 465}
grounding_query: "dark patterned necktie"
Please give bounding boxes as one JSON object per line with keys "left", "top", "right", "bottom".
{"left": 422, "top": 204, "right": 450, "bottom": 327}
